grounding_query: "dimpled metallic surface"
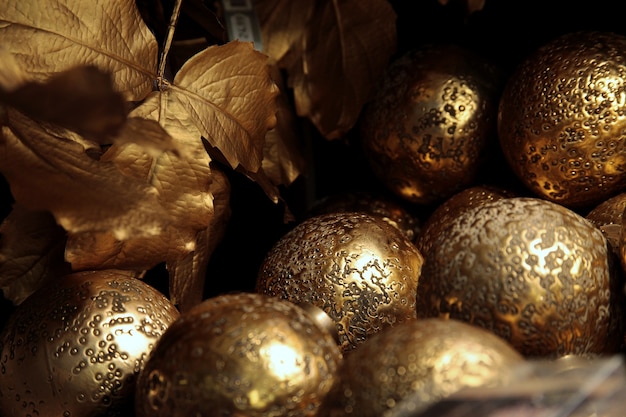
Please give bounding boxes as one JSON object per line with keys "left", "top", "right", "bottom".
{"left": 256, "top": 212, "right": 424, "bottom": 353}
{"left": 416, "top": 197, "right": 624, "bottom": 358}
{"left": 134, "top": 292, "right": 342, "bottom": 417}
{"left": 0, "top": 270, "right": 179, "bottom": 417}
{"left": 360, "top": 44, "right": 501, "bottom": 205}
{"left": 416, "top": 185, "right": 515, "bottom": 255}
{"left": 586, "top": 191, "right": 626, "bottom": 255}
{"left": 498, "top": 31, "right": 626, "bottom": 208}
{"left": 316, "top": 318, "right": 523, "bottom": 417}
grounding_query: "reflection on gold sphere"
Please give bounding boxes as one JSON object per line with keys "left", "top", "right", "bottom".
{"left": 309, "top": 191, "right": 422, "bottom": 242}
{"left": 256, "top": 212, "right": 424, "bottom": 353}
{"left": 360, "top": 44, "right": 501, "bottom": 205}
{"left": 416, "top": 197, "right": 623, "bottom": 358}
{"left": 317, "top": 318, "right": 523, "bottom": 417}
{"left": 416, "top": 185, "right": 515, "bottom": 255}
{"left": 0, "top": 270, "right": 179, "bottom": 417}
{"left": 498, "top": 31, "right": 626, "bottom": 208}
{"left": 134, "top": 292, "right": 342, "bottom": 417}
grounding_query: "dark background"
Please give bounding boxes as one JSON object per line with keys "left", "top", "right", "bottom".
{"left": 2, "top": 0, "right": 626, "bottom": 327}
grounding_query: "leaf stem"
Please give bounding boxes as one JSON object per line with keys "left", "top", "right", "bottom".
{"left": 157, "top": 0, "right": 184, "bottom": 83}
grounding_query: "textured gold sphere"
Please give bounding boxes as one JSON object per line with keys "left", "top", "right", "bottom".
{"left": 416, "top": 197, "right": 624, "bottom": 358}
{"left": 316, "top": 318, "right": 524, "bottom": 417}
{"left": 256, "top": 212, "right": 424, "bottom": 353}
{"left": 416, "top": 184, "right": 515, "bottom": 255}
{"left": 587, "top": 191, "right": 626, "bottom": 255}
{"left": 360, "top": 44, "right": 501, "bottom": 205}
{"left": 309, "top": 191, "right": 422, "bottom": 242}
{"left": 498, "top": 31, "right": 626, "bottom": 208}
{"left": 134, "top": 292, "right": 342, "bottom": 417}
{"left": 0, "top": 270, "right": 179, "bottom": 417}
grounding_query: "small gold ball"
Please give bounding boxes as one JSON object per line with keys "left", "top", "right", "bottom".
{"left": 416, "top": 197, "right": 623, "bottom": 358}
{"left": 360, "top": 44, "right": 502, "bottom": 205}
{"left": 317, "top": 318, "right": 523, "bottom": 417}
{"left": 586, "top": 192, "right": 626, "bottom": 255}
{"left": 498, "top": 31, "right": 626, "bottom": 208}
{"left": 0, "top": 270, "right": 179, "bottom": 417}
{"left": 256, "top": 212, "right": 424, "bottom": 353}
{"left": 134, "top": 292, "right": 342, "bottom": 417}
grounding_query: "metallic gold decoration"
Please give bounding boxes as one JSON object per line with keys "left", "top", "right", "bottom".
{"left": 309, "top": 191, "right": 422, "bottom": 242}
{"left": 416, "top": 184, "right": 515, "bottom": 255}
{"left": 0, "top": 270, "right": 179, "bottom": 417}
{"left": 316, "top": 318, "right": 524, "bottom": 417}
{"left": 498, "top": 31, "right": 626, "bottom": 208}
{"left": 416, "top": 197, "right": 624, "bottom": 358}
{"left": 587, "top": 192, "right": 626, "bottom": 256}
{"left": 360, "top": 44, "right": 501, "bottom": 205}
{"left": 256, "top": 212, "right": 424, "bottom": 353}
{"left": 134, "top": 292, "right": 342, "bottom": 417}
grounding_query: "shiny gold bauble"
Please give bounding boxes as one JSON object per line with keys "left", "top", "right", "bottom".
{"left": 316, "top": 318, "right": 524, "bottom": 417}
{"left": 587, "top": 192, "right": 626, "bottom": 255}
{"left": 416, "top": 184, "right": 515, "bottom": 255}
{"left": 309, "top": 191, "right": 422, "bottom": 242}
{"left": 360, "top": 44, "right": 502, "bottom": 205}
{"left": 415, "top": 197, "right": 624, "bottom": 358}
{"left": 498, "top": 31, "right": 626, "bottom": 208}
{"left": 134, "top": 292, "right": 342, "bottom": 417}
{"left": 0, "top": 270, "right": 179, "bottom": 417}
{"left": 256, "top": 212, "right": 424, "bottom": 352}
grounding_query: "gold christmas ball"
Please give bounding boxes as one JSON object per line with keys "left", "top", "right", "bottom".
{"left": 309, "top": 191, "right": 422, "bottom": 242}
{"left": 256, "top": 212, "right": 424, "bottom": 353}
{"left": 0, "top": 270, "right": 179, "bottom": 417}
{"left": 587, "top": 191, "right": 626, "bottom": 255}
{"left": 498, "top": 31, "right": 626, "bottom": 208}
{"left": 316, "top": 318, "right": 524, "bottom": 417}
{"left": 415, "top": 197, "right": 624, "bottom": 358}
{"left": 360, "top": 44, "right": 502, "bottom": 205}
{"left": 134, "top": 292, "right": 342, "bottom": 417}
{"left": 416, "top": 184, "right": 515, "bottom": 255}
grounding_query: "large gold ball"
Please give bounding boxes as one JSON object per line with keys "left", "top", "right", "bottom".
{"left": 498, "top": 31, "right": 626, "bottom": 208}
{"left": 134, "top": 292, "right": 342, "bottom": 417}
{"left": 0, "top": 270, "right": 179, "bottom": 417}
{"left": 360, "top": 44, "right": 502, "bottom": 205}
{"left": 415, "top": 197, "right": 623, "bottom": 358}
{"left": 316, "top": 318, "right": 524, "bottom": 417}
{"left": 256, "top": 212, "right": 424, "bottom": 353}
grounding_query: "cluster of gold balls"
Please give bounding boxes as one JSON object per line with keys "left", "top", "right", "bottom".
{"left": 4, "top": 29, "right": 626, "bottom": 417}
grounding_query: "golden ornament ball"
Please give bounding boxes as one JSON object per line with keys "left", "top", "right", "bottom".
{"left": 134, "top": 292, "right": 342, "bottom": 417}
{"left": 416, "top": 197, "right": 624, "bottom": 358}
{"left": 587, "top": 191, "right": 626, "bottom": 256}
{"left": 256, "top": 212, "right": 424, "bottom": 353}
{"left": 416, "top": 184, "right": 515, "bottom": 255}
{"left": 498, "top": 31, "right": 626, "bottom": 208}
{"left": 360, "top": 43, "right": 502, "bottom": 205}
{"left": 309, "top": 191, "right": 422, "bottom": 242}
{"left": 316, "top": 318, "right": 524, "bottom": 417}
{"left": 0, "top": 270, "right": 179, "bottom": 417}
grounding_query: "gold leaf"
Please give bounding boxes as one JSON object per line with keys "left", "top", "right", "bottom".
{"left": 167, "top": 165, "right": 231, "bottom": 311}
{"left": 0, "top": 66, "right": 127, "bottom": 140}
{"left": 0, "top": 204, "right": 70, "bottom": 305}
{"left": 0, "top": 0, "right": 158, "bottom": 100}
{"left": 257, "top": 0, "right": 397, "bottom": 140}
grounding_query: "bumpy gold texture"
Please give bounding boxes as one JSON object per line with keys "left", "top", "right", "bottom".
{"left": 256, "top": 212, "right": 424, "bottom": 353}
{"left": 134, "top": 292, "right": 342, "bottom": 417}
{"left": 0, "top": 270, "right": 179, "bottom": 417}
{"left": 416, "top": 197, "right": 624, "bottom": 358}
{"left": 416, "top": 185, "right": 515, "bottom": 255}
{"left": 498, "top": 31, "right": 626, "bottom": 208}
{"left": 316, "top": 318, "right": 523, "bottom": 417}
{"left": 309, "top": 191, "right": 422, "bottom": 242}
{"left": 587, "top": 191, "right": 626, "bottom": 255}
{"left": 360, "top": 44, "right": 501, "bottom": 205}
